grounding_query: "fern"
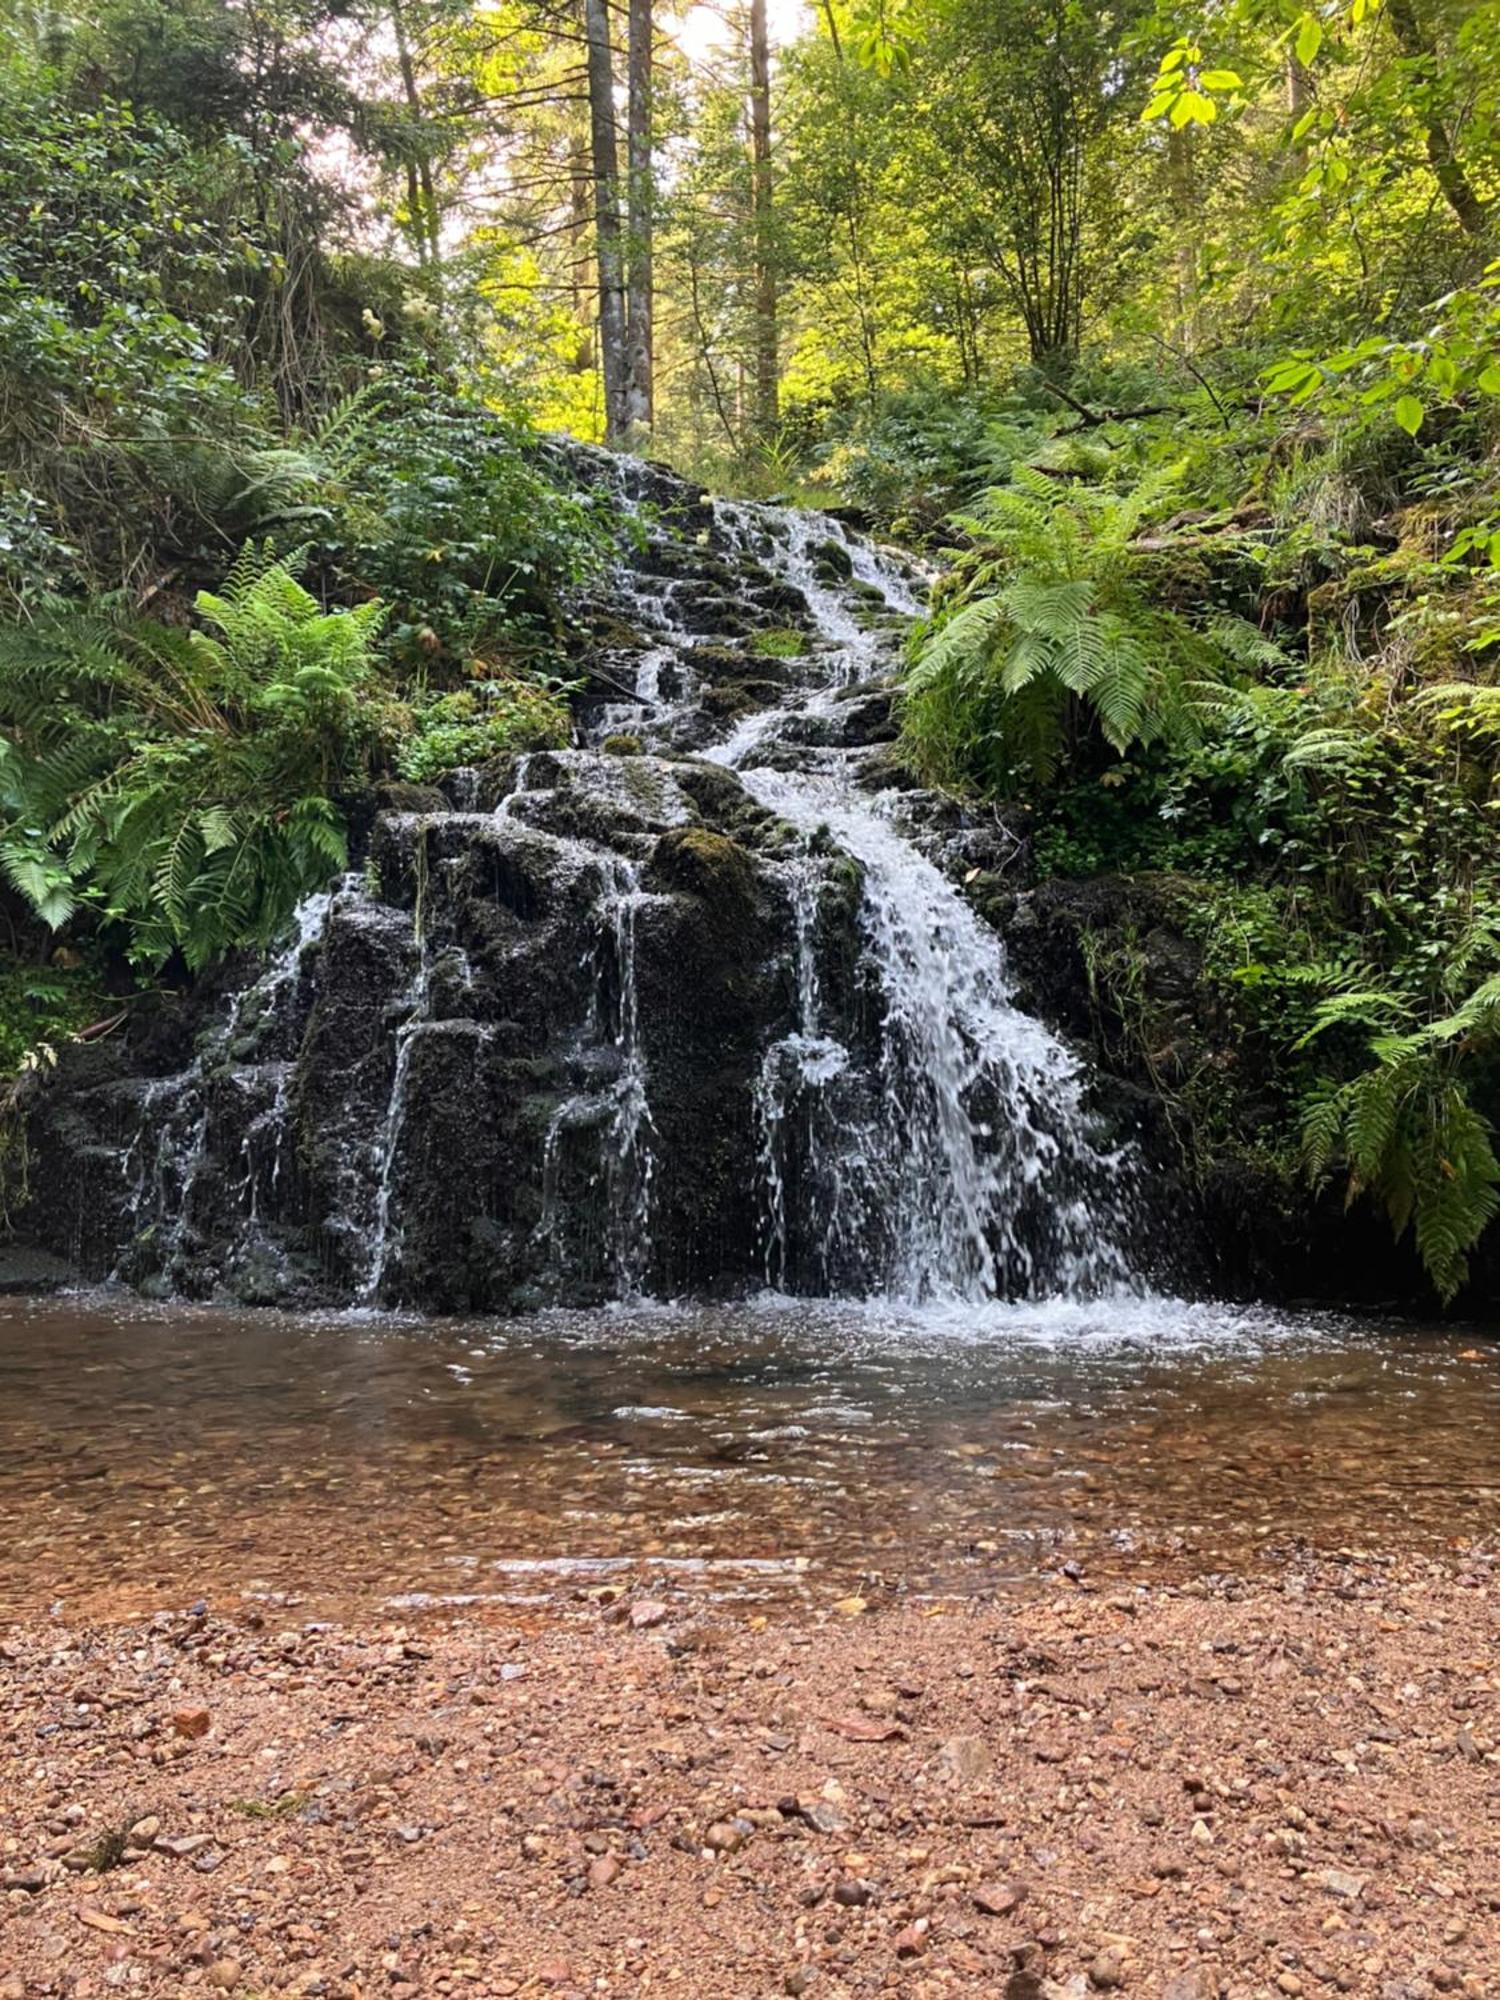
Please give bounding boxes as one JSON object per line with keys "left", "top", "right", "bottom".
{"left": 0, "top": 549, "right": 384, "bottom": 967}
{"left": 1299, "top": 974, "right": 1500, "bottom": 1302}
{"left": 903, "top": 466, "right": 1230, "bottom": 791}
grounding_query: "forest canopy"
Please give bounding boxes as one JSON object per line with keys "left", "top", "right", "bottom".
{"left": 0, "top": 0, "right": 1498, "bottom": 1298}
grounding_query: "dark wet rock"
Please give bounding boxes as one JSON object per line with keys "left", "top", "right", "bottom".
{"left": 0, "top": 1244, "right": 78, "bottom": 1294}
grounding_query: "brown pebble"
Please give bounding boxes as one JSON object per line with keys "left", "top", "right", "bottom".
{"left": 974, "top": 1879, "right": 1026, "bottom": 1915}
{"left": 171, "top": 1708, "right": 211, "bottom": 1740}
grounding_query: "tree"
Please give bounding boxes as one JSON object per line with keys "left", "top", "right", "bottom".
{"left": 583, "top": 0, "right": 628, "bottom": 442}
{"left": 624, "top": 0, "right": 653, "bottom": 436}
{"left": 748, "top": 0, "right": 778, "bottom": 433}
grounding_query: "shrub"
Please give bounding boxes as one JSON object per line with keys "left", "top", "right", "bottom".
{"left": 0, "top": 548, "right": 384, "bottom": 967}
{"left": 395, "top": 681, "right": 570, "bottom": 783}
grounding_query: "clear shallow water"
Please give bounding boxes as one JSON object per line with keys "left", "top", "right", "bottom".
{"left": 1, "top": 1292, "right": 1496, "bottom": 1624}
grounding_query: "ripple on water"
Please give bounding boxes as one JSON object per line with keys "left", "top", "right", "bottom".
{"left": 0, "top": 1291, "right": 1495, "bottom": 1624}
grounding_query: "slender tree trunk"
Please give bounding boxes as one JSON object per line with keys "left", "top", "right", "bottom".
{"left": 390, "top": 0, "right": 441, "bottom": 269}
{"left": 569, "top": 129, "right": 595, "bottom": 373}
{"left": 1383, "top": 0, "right": 1487, "bottom": 239}
{"left": 1168, "top": 124, "right": 1198, "bottom": 353}
{"left": 748, "top": 0, "right": 778, "bottom": 437}
{"left": 624, "top": 0, "right": 653, "bottom": 438}
{"left": 583, "top": 0, "right": 628, "bottom": 443}
{"left": 1286, "top": 54, "right": 1310, "bottom": 172}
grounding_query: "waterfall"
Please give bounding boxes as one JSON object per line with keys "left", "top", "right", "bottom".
{"left": 28, "top": 445, "right": 1152, "bottom": 1310}
{"left": 703, "top": 506, "right": 1140, "bottom": 1305}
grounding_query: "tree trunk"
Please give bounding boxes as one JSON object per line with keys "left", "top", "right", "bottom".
{"left": 1286, "top": 53, "right": 1310, "bottom": 171}
{"left": 1383, "top": 0, "right": 1487, "bottom": 239}
{"left": 624, "top": 0, "right": 653, "bottom": 438}
{"left": 583, "top": 0, "right": 628, "bottom": 443}
{"left": 569, "top": 130, "right": 595, "bottom": 373}
{"left": 748, "top": 0, "right": 778, "bottom": 437}
{"left": 1168, "top": 124, "right": 1198, "bottom": 353}
{"left": 390, "top": 0, "right": 441, "bottom": 270}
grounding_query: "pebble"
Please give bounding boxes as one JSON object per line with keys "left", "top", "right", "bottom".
{"left": 974, "top": 1879, "right": 1026, "bottom": 1915}
{"left": 1314, "top": 1867, "right": 1366, "bottom": 1902}
{"left": 833, "top": 1879, "right": 875, "bottom": 1908}
{"left": 207, "top": 1963, "right": 242, "bottom": 1992}
{"left": 938, "top": 1734, "right": 992, "bottom": 1782}
{"left": 172, "top": 1707, "right": 211, "bottom": 1740}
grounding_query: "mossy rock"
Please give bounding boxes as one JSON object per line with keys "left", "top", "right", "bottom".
{"left": 649, "top": 827, "right": 758, "bottom": 908}
{"left": 701, "top": 678, "right": 785, "bottom": 719}
{"left": 813, "top": 537, "right": 854, "bottom": 581}
{"left": 374, "top": 780, "right": 449, "bottom": 817}
{"left": 602, "top": 733, "right": 644, "bottom": 756}
{"left": 749, "top": 627, "right": 811, "bottom": 660}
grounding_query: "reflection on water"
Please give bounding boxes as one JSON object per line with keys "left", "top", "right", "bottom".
{"left": 1, "top": 1292, "right": 1496, "bottom": 1623}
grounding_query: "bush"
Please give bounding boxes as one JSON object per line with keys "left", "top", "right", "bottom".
{"left": 0, "top": 548, "right": 384, "bottom": 967}
{"left": 396, "top": 681, "right": 570, "bottom": 782}
{"left": 320, "top": 373, "right": 609, "bottom": 679}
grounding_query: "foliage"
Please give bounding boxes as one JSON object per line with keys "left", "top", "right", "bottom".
{"left": 1301, "top": 976, "right": 1500, "bottom": 1301}
{"left": 0, "top": 552, "right": 384, "bottom": 967}
{"left": 317, "top": 377, "right": 609, "bottom": 679}
{"left": 904, "top": 462, "right": 1277, "bottom": 789}
{"left": 395, "top": 680, "right": 570, "bottom": 782}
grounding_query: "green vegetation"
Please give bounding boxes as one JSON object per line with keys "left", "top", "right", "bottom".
{"left": 749, "top": 628, "right": 811, "bottom": 660}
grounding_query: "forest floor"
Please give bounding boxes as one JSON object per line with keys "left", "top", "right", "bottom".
{"left": 2, "top": 1554, "right": 1498, "bottom": 2000}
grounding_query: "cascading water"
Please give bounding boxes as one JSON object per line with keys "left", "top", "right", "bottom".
{"left": 702, "top": 504, "right": 1140, "bottom": 1304}
{"left": 19, "top": 444, "right": 1152, "bottom": 1310}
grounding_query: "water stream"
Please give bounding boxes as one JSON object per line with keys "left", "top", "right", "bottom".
{"left": 2, "top": 1293, "right": 1495, "bottom": 1624}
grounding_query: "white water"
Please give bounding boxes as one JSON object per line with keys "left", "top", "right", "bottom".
{"left": 699, "top": 501, "right": 1143, "bottom": 1304}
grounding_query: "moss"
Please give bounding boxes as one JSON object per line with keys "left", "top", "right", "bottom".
{"left": 812, "top": 537, "right": 854, "bottom": 581}
{"left": 650, "top": 827, "right": 758, "bottom": 907}
{"left": 749, "top": 627, "right": 810, "bottom": 659}
{"left": 701, "top": 678, "right": 784, "bottom": 720}
{"left": 601, "top": 732, "right": 643, "bottom": 755}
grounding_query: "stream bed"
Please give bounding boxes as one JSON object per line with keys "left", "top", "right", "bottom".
{"left": 2, "top": 1292, "right": 1495, "bottom": 1625}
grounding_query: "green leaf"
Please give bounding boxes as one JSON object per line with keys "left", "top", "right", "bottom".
{"left": 1295, "top": 13, "right": 1324, "bottom": 64}
{"left": 1198, "top": 68, "right": 1242, "bottom": 89}
{"left": 1394, "top": 394, "right": 1425, "bottom": 435}
{"left": 1477, "top": 364, "right": 1500, "bottom": 395}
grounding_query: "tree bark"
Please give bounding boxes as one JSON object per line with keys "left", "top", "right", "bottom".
{"left": 1167, "top": 124, "right": 1198, "bottom": 353}
{"left": 624, "top": 0, "right": 653, "bottom": 438}
{"left": 1383, "top": 0, "right": 1488, "bottom": 239}
{"left": 748, "top": 0, "right": 778, "bottom": 437}
{"left": 583, "top": 0, "right": 628, "bottom": 443}
{"left": 390, "top": 0, "right": 441, "bottom": 269}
